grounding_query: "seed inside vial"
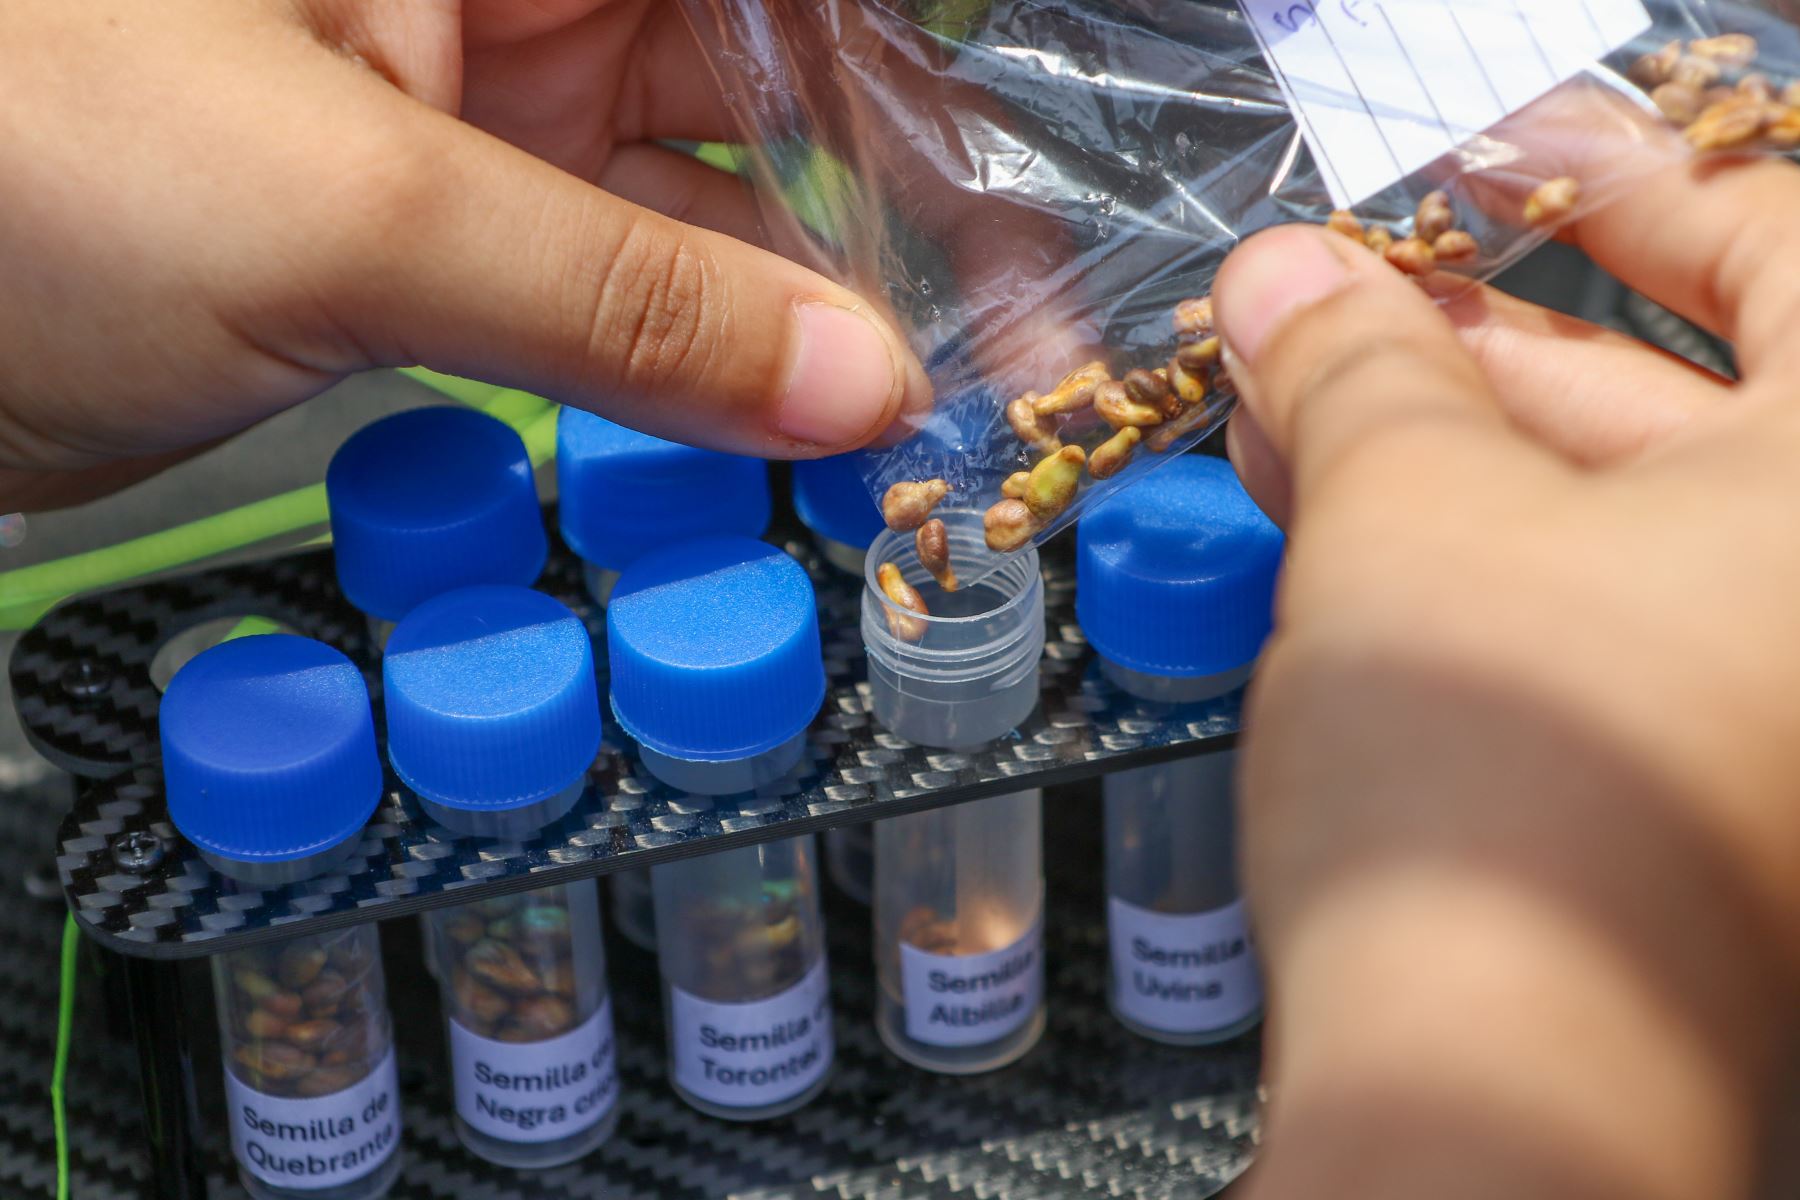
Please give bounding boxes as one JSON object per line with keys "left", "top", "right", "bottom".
{"left": 877, "top": 562, "right": 930, "bottom": 643}
{"left": 914, "top": 520, "right": 958, "bottom": 593}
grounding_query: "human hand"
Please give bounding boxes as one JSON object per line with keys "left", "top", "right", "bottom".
{"left": 1218, "top": 149, "right": 1800, "bottom": 1199}
{"left": 0, "top": 0, "right": 931, "bottom": 511}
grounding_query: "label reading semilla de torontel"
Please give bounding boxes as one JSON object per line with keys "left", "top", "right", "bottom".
{"left": 669, "top": 957, "right": 833, "bottom": 1109}
{"left": 225, "top": 1047, "right": 400, "bottom": 1191}
{"left": 901, "top": 913, "right": 1044, "bottom": 1047}
{"left": 450, "top": 999, "right": 618, "bottom": 1144}
{"left": 1108, "top": 896, "right": 1262, "bottom": 1036}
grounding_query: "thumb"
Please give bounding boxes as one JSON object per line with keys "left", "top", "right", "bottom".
{"left": 1215, "top": 225, "right": 1537, "bottom": 508}
{"left": 334, "top": 108, "right": 930, "bottom": 458}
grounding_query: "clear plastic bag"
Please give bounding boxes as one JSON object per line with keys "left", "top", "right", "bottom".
{"left": 676, "top": 0, "right": 1800, "bottom": 566}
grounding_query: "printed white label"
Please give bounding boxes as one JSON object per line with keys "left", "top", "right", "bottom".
{"left": 670, "top": 958, "right": 833, "bottom": 1110}
{"left": 901, "top": 914, "right": 1044, "bottom": 1047}
{"left": 1109, "top": 897, "right": 1262, "bottom": 1036}
{"left": 450, "top": 1000, "right": 618, "bottom": 1144}
{"left": 225, "top": 1047, "right": 400, "bottom": 1191}
{"left": 1240, "top": 0, "right": 1652, "bottom": 207}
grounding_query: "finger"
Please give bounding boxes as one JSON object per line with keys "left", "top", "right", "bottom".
{"left": 333, "top": 100, "right": 930, "bottom": 459}
{"left": 1213, "top": 226, "right": 1547, "bottom": 506}
{"left": 1462, "top": 85, "right": 1800, "bottom": 378}
{"left": 461, "top": 0, "right": 611, "bottom": 49}
{"left": 462, "top": 1, "right": 734, "bottom": 176}
{"left": 1567, "top": 153, "right": 1800, "bottom": 379}
{"left": 1227, "top": 407, "right": 1292, "bottom": 529}
{"left": 1437, "top": 283, "right": 1730, "bottom": 466}
{"left": 0, "top": 441, "right": 223, "bottom": 513}
{"left": 597, "top": 145, "right": 768, "bottom": 248}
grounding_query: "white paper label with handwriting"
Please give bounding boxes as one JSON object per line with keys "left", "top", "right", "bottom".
{"left": 1240, "top": 0, "right": 1652, "bottom": 207}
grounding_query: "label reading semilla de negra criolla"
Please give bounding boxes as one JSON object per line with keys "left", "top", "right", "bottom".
{"left": 670, "top": 958, "right": 833, "bottom": 1109}
{"left": 901, "top": 914, "right": 1044, "bottom": 1047}
{"left": 1108, "top": 896, "right": 1261, "bottom": 1035}
{"left": 226, "top": 1048, "right": 400, "bottom": 1191}
{"left": 450, "top": 1000, "right": 618, "bottom": 1144}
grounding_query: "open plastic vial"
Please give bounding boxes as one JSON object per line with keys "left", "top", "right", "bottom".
{"left": 326, "top": 406, "right": 548, "bottom": 651}
{"left": 1077, "top": 455, "right": 1284, "bottom": 1045}
{"left": 861, "top": 510, "right": 1045, "bottom": 749}
{"left": 861, "top": 511, "right": 1049, "bottom": 1073}
{"left": 383, "top": 585, "right": 619, "bottom": 1167}
{"left": 557, "top": 408, "right": 770, "bottom": 609}
{"left": 160, "top": 636, "right": 402, "bottom": 1200}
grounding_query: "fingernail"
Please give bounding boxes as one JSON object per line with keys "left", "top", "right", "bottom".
{"left": 779, "top": 302, "right": 900, "bottom": 448}
{"left": 1216, "top": 228, "right": 1354, "bottom": 367}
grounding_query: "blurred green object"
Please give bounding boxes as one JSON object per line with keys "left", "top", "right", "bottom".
{"left": 0, "top": 370, "right": 558, "bottom": 632}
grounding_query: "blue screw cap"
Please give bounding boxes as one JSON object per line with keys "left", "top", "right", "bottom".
{"left": 1077, "top": 456, "right": 1284, "bottom": 678}
{"left": 327, "top": 406, "right": 548, "bottom": 622}
{"left": 384, "top": 586, "right": 601, "bottom": 811}
{"left": 160, "top": 635, "right": 382, "bottom": 865}
{"left": 557, "top": 409, "right": 771, "bottom": 573}
{"left": 792, "top": 453, "right": 885, "bottom": 552}
{"left": 607, "top": 537, "right": 825, "bottom": 762}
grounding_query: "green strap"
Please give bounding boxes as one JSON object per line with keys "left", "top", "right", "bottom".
{"left": 53, "top": 913, "right": 77, "bottom": 1200}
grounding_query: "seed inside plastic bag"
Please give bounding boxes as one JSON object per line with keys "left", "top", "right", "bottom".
{"left": 882, "top": 479, "right": 949, "bottom": 533}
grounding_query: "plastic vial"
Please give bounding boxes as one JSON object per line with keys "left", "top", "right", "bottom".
{"left": 791, "top": 453, "right": 886, "bottom": 906}
{"left": 791, "top": 453, "right": 884, "bottom": 577}
{"left": 861, "top": 510, "right": 1045, "bottom": 749}
{"left": 862, "top": 512, "right": 1049, "bottom": 1072}
{"left": 606, "top": 537, "right": 825, "bottom": 797}
{"left": 325, "top": 406, "right": 548, "bottom": 651}
{"left": 874, "top": 792, "right": 1045, "bottom": 1073}
{"left": 606, "top": 537, "right": 833, "bottom": 1118}
{"left": 651, "top": 838, "right": 833, "bottom": 1120}
{"left": 607, "top": 869, "right": 658, "bottom": 953}
{"left": 557, "top": 408, "right": 770, "bottom": 609}
{"left": 823, "top": 821, "right": 874, "bottom": 906}
{"left": 383, "top": 585, "right": 619, "bottom": 1166}
{"left": 1077, "top": 455, "right": 1284, "bottom": 1045}
{"left": 160, "top": 635, "right": 401, "bottom": 1200}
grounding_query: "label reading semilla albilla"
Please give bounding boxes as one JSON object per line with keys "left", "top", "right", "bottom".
{"left": 901, "top": 913, "right": 1044, "bottom": 1047}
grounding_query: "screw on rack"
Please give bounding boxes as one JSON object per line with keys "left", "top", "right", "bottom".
{"left": 111, "top": 830, "right": 164, "bottom": 873}
{"left": 60, "top": 658, "right": 113, "bottom": 701}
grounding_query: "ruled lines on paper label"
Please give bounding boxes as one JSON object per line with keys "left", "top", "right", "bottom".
{"left": 1241, "top": 0, "right": 1653, "bottom": 207}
